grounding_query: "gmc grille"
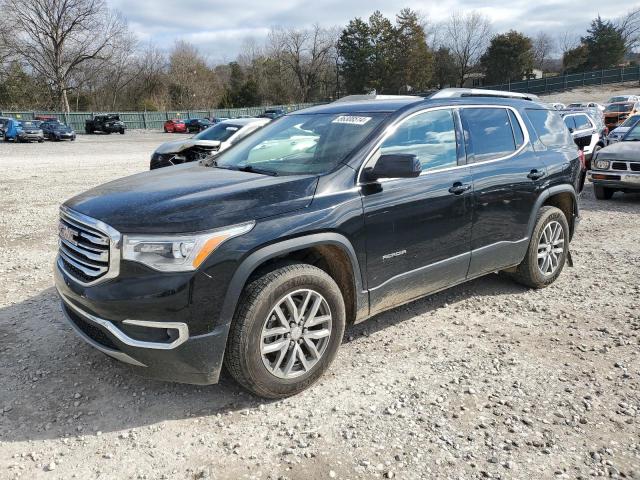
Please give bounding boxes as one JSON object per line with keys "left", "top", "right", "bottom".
{"left": 58, "top": 209, "right": 111, "bottom": 284}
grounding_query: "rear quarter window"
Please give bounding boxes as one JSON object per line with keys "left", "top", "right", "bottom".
{"left": 526, "top": 109, "right": 573, "bottom": 148}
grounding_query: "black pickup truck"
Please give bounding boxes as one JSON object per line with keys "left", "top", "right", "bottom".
{"left": 85, "top": 114, "right": 126, "bottom": 134}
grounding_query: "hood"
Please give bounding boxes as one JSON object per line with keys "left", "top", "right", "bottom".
{"left": 155, "top": 138, "right": 222, "bottom": 154}
{"left": 597, "top": 141, "right": 640, "bottom": 161}
{"left": 64, "top": 163, "right": 319, "bottom": 234}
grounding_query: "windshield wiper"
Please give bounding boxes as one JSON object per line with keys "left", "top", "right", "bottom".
{"left": 235, "top": 165, "right": 279, "bottom": 176}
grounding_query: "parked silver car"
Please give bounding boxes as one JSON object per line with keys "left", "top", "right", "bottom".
{"left": 150, "top": 118, "right": 271, "bottom": 169}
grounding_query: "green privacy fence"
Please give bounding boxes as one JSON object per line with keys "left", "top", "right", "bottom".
{"left": 0, "top": 103, "right": 318, "bottom": 132}
{"left": 481, "top": 65, "right": 640, "bottom": 96}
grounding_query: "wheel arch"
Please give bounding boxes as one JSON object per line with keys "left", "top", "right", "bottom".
{"left": 528, "top": 185, "right": 578, "bottom": 241}
{"left": 219, "top": 233, "right": 368, "bottom": 330}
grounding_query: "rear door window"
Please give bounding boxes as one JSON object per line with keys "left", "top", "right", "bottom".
{"left": 461, "top": 108, "right": 517, "bottom": 162}
{"left": 574, "top": 115, "right": 592, "bottom": 131}
{"left": 563, "top": 116, "right": 576, "bottom": 131}
{"left": 526, "top": 109, "right": 573, "bottom": 148}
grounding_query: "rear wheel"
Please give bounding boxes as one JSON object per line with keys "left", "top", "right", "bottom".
{"left": 510, "top": 206, "right": 568, "bottom": 289}
{"left": 225, "top": 263, "right": 345, "bottom": 398}
{"left": 594, "top": 185, "right": 614, "bottom": 200}
{"left": 119, "top": 129, "right": 125, "bottom": 135}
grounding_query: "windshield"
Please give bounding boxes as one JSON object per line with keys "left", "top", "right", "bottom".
{"left": 195, "top": 122, "right": 243, "bottom": 141}
{"left": 608, "top": 96, "right": 631, "bottom": 103}
{"left": 620, "top": 115, "right": 640, "bottom": 127}
{"left": 623, "top": 122, "right": 640, "bottom": 141}
{"left": 605, "top": 103, "right": 633, "bottom": 113}
{"left": 213, "top": 113, "right": 387, "bottom": 176}
{"left": 21, "top": 121, "right": 37, "bottom": 128}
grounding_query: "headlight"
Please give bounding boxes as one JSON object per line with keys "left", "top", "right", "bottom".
{"left": 594, "top": 160, "right": 610, "bottom": 170}
{"left": 122, "top": 221, "right": 255, "bottom": 272}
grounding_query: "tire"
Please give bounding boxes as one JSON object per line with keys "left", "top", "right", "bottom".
{"left": 119, "top": 129, "right": 125, "bottom": 135}
{"left": 164, "top": 127, "right": 168, "bottom": 133}
{"left": 510, "top": 206, "right": 569, "bottom": 289}
{"left": 594, "top": 185, "right": 614, "bottom": 200}
{"left": 225, "top": 263, "right": 346, "bottom": 399}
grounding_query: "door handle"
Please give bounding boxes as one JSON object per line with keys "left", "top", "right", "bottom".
{"left": 449, "top": 182, "right": 472, "bottom": 195}
{"left": 527, "top": 169, "right": 546, "bottom": 180}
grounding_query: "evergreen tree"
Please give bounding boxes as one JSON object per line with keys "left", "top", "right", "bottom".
{"left": 337, "top": 18, "right": 372, "bottom": 94}
{"left": 582, "top": 16, "right": 626, "bottom": 69}
{"left": 481, "top": 30, "right": 534, "bottom": 84}
{"left": 433, "top": 47, "right": 458, "bottom": 88}
{"left": 395, "top": 8, "right": 433, "bottom": 92}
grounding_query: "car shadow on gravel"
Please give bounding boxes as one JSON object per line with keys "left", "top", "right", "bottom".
{"left": 579, "top": 188, "right": 640, "bottom": 213}
{"left": 1, "top": 273, "right": 525, "bottom": 444}
{"left": 343, "top": 272, "right": 527, "bottom": 343}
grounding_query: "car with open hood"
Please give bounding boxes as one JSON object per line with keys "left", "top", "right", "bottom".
{"left": 150, "top": 117, "right": 270, "bottom": 169}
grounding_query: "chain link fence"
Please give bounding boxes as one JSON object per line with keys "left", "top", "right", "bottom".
{"left": 0, "top": 103, "right": 319, "bottom": 132}
{"left": 480, "top": 66, "right": 640, "bottom": 96}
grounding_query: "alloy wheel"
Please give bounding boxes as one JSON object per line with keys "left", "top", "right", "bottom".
{"left": 260, "top": 289, "right": 332, "bottom": 379}
{"left": 537, "top": 220, "right": 564, "bottom": 276}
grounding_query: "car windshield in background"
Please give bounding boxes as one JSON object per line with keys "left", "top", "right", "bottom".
{"left": 623, "top": 123, "right": 640, "bottom": 141}
{"left": 214, "top": 113, "right": 387, "bottom": 176}
{"left": 195, "top": 123, "right": 242, "bottom": 142}
{"left": 605, "top": 103, "right": 633, "bottom": 113}
{"left": 620, "top": 115, "right": 640, "bottom": 127}
{"left": 21, "top": 121, "right": 37, "bottom": 128}
{"left": 608, "top": 97, "right": 631, "bottom": 103}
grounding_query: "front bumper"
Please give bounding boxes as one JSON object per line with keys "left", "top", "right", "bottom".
{"left": 54, "top": 259, "right": 229, "bottom": 385}
{"left": 18, "top": 133, "right": 43, "bottom": 141}
{"left": 587, "top": 170, "right": 640, "bottom": 190}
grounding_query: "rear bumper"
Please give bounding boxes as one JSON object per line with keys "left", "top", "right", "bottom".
{"left": 587, "top": 171, "right": 640, "bottom": 190}
{"left": 54, "top": 260, "right": 228, "bottom": 385}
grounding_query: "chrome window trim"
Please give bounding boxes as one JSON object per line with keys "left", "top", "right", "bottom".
{"left": 357, "top": 104, "right": 531, "bottom": 185}
{"left": 58, "top": 205, "right": 121, "bottom": 286}
{"left": 59, "top": 291, "right": 190, "bottom": 350}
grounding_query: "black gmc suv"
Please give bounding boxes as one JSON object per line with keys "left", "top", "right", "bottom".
{"left": 55, "top": 89, "right": 581, "bottom": 398}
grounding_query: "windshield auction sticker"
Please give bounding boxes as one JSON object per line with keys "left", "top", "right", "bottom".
{"left": 332, "top": 115, "right": 372, "bottom": 126}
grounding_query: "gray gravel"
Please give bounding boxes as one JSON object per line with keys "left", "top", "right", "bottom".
{"left": 1, "top": 132, "right": 639, "bottom": 480}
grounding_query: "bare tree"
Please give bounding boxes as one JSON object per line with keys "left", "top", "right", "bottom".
{"left": 0, "top": 0, "right": 127, "bottom": 112}
{"left": 268, "top": 25, "right": 338, "bottom": 102}
{"left": 444, "top": 11, "right": 492, "bottom": 87}
{"left": 532, "top": 32, "right": 555, "bottom": 71}
{"left": 617, "top": 7, "right": 640, "bottom": 52}
{"left": 557, "top": 31, "right": 580, "bottom": 58}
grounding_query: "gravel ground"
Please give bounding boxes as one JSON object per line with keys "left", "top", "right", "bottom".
{"left": 541, "top": 82, "right": 640, "bottom": 104}
{"left": 0, "top": 132, "right": 639, "bottom": 480}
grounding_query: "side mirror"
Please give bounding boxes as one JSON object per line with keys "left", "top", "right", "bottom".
{"left": 363, "top": 153, "right": 422, "bottom": 181}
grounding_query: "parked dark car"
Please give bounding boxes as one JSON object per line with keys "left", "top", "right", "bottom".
{"left": 55, "top": 89, "right": 581, "bottom": 399}
{"left": 185, "top": 118, "right": 212, "bottom": 133}
{"left": 588, "top": 120, "right": 640, "bottom": 199}
{"left": 42, "top": 121, "right": 76, "bottom": 141}
{"left": 85, "top": 114, "right": 126, "bottom": 134}
{"left": 258, "top": 108, "right": 286, "bottom": 119}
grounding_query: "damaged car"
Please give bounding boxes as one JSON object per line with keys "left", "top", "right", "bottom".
{"left": 150, "top": 118, "right": 270, "bottom": 169}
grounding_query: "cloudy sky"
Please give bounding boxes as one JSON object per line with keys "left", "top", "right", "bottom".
{"left": 109, "top": 0, "right": 639, "bottom": 62}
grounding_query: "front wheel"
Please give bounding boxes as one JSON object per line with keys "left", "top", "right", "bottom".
{"left": 225, "top": 263, "right": 346, "bottom": 399}
{"left": 510, "top": 206, "right": 569, "bottom": 289}
{"left": 594, "top": 185, "right": 614, "bottom": 200}
{"left": 119, "top": 129, "right": 125, "bottom": 135}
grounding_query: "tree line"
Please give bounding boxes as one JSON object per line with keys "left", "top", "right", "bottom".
{"left": 0, "top": 0, "right": 638, "bottom": 112}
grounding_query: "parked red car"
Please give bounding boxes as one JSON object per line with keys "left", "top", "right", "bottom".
{"left": 163, "top": 119, "right": 187, "bottom": 133}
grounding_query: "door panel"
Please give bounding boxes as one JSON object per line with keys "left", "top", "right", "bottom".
{"left": 362, "top": 169, "right": 473, "bottom": 314}
{"left": 461, "top": 107, "right": 547, "bottom": 277}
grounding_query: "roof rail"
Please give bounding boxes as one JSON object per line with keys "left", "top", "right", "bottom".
{"left": 333, "top": 94, "right": 422, "bottom": 103}
{"left": 430, "top": 88, "right": 540, "bottom": 102}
